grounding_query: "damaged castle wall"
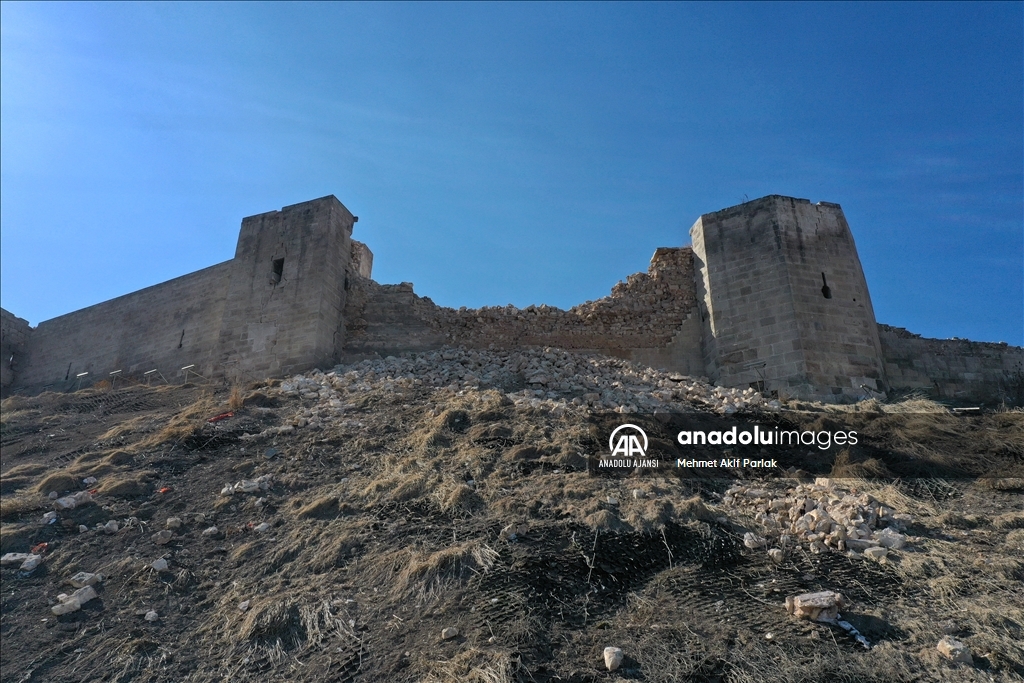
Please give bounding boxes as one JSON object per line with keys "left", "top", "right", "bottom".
{"left": 2, "top": 193, "right": 1019, "bottom": 403}
{"left": 878, "top": 325, "right": 1024, "bottom": 403}
{"left": 341, "top": 247, "right": 706, "bottom": 376}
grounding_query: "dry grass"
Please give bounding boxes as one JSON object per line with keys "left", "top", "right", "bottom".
{"left": 0, "top": 493, "right": 41, "bottom": 522}
{"left": 422, "top": 647, "right": 517, "bottom": 683}
{"left": 395, "top": 541, "right": 499, "bottom": 596}
{"left": 129, "top": 392, "right": 217, "bottom": 451}
{"left": 228, "top": 384, "right": 244, "bottom": 411}
{"left": 1, "top": 462, "right": 49, "bottom": 494}
{"left": 99, "top": 415, "right": 155, "bottom": 441}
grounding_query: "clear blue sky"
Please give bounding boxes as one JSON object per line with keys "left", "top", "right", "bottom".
{"left": 2, "top": 2, "right": 1021, "bottom": 344}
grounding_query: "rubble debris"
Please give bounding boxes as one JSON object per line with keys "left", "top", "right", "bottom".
{"left": 221, "top": 475, "right": 273, "bottom": 496}
{"left": 724, "top": 478, "right": 911, "bottom": 558}
{"left": 51, "top": 585, "right": 98, "bottom": 615}
{"left": 937, "top": 635, "right": 973, "bottom": 664}
{"left": 3, "top": 553, "right": 43, "bottom": 572}
{"left": 165, "top": 517, "right": 182, "bottom": 529}
{"left": 785, "top": 591, "right": 844, "bottom": 622}
{"left": 603, "top": 646, "right": 624, "bottom": 671}
{"left": 152, "top": 530, "right": 173, "bottom": 545}
{"left": 151, "top": 558, "right": 169, "bottom": 571}
{"left": 441, "top": 626, "right": 459, "bottom": 640}
{"left": 54, "top": 491, "right": 92, "bottom": 510}
{"left": 103, "top": 520, "right": 119, "bottom": 534}
{"left": 767, "top": 548, "right": 784, "bottom": 563}
{"left": 145, "top": 610, "right": 159, "bottom": 622}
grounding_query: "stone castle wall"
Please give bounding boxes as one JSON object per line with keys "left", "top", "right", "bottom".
{"left": 1, "top": 194, "right": 1020, "bottom": 404}
{"left": 691, "top": 196, "right": 885, "bottom": 400}
{"left": 12, "top": 261, "right": 232, "bottom": 391}
{"left": 1, "top": 308, "right": 32, "bottom": 391}
{"left": 878, "top": 325, "right": 1024, "bottom": 403}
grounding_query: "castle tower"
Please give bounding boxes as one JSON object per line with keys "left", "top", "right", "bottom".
{"left": 690, "top": 195, "right": 886, "bottom": 400}
{"left": 216, "top": 195, "right": 357, "bottom": 380}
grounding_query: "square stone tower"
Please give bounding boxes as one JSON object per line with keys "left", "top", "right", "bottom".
{"left": 690, "top": 195, "right": 886, "bottom": 400}
{"left": 216, "top": 195, "right": 357, "bottom": 380}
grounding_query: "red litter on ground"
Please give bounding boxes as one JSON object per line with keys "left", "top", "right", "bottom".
{"left": 207, "top": 411, "right": 234, "bottom": 423}
{"left": 158, "top": 487, "right": 173, "bottom": 494}
{"left": 30, "top": 542, "right": 49, "bottom": 554}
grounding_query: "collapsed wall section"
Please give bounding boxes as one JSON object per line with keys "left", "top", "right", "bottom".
{"left": 342, "top": 247, "right": 705, "bottom": 375}
{"left": 9, "top": 262, "right": 232, "bottom": 392}
{"left": 879, "top": 325, "right": 1024, "bottom": 403}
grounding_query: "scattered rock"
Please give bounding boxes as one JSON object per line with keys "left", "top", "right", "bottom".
{"left": 785, "top": 591, "right": 844, "bottom": 622}
{"left": 603, "top": 646, "right": 624, "bottom": 671}
{"left": 20, "top": 555, "right": 42, "bottom": 572}
{"left": 253, "top": 522, "right": 271, "bottom": 533}
{"left": 152, "top": 530, "right": 173, "bottom": 545}
{"left": 2, "top": 553, "right": 34, "bottom": 566}
{"left": 52, "top": 585, "right": 99, "bottom": 615}
{"left": 165, "top": 517, "right": 182, "bottom": 530}
{"left": 239, "top": 600, "right": 250, "bottom": 612}
{"left": 768, "top": 548, "right": 784, "bottom": 563}
{"left": 743, "top": 532, "right": 766, "bottom": 549}
{"left": 151, "top": 558, "right": 169, "bottom": 572}
{"left": 103, "top": 520, "right": 119, "bottom": 534}
{"left": 78, "top": 525, "right": 89, "bottom": 533}
{"left": 201, "top": 526, "right": 220, "bottom": 537}
{"left": 145, "top": 610, "right": 159, "bottom": 622}
{"left": 441, "top": 626, "right": 459, "bottom": 640}
{"left": 937, "top": 635, "right": 973, "bottom": 664}
{"left": 863, "top": 546, "right": 888, "bottom": 562}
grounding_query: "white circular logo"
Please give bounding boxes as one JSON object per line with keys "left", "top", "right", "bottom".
{"left": 608, "top": 423, "right": 648, "bottom": 458}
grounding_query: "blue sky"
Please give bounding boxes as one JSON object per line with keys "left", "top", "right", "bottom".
{"left": 1, "top": 2, "right": 1021, "bottom": 344}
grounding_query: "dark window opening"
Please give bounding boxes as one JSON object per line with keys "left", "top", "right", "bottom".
{"left": 820, "top": 272, "right": 832, "bottom": 299}
{"left": 271, "top": 258, "right": 284, "bottom": 285}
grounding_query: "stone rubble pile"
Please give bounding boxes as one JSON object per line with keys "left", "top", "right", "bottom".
{"left": 247, "top": 346, "right": 775, "bottom": 437}
{"left": 725, "top": 478, "right": 911, "bottom": 561}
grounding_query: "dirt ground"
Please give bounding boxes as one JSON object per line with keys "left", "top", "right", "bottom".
{"left": 1, "top": 359, "right": 1022, "bottom": 682}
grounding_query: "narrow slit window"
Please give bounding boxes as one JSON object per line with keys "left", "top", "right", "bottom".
{"left": 271, "top": 258, "right": 284, "bottom": 284}
{"left": 820, "top": 272, "right": 832, "bottom": 299}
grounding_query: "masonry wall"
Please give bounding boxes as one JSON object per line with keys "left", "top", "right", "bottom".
{"left": 342, "top": 247, "right": 706, "bottom": 375}
{"left": 216, "top": 196, "right": 356, "bottom": 381}
{"left": 879, "top": 325, "right": 1024, "bottom": 404}
{"left": 1, "top": 308, "right": 33, "bottom": 393}
{"left": 692, "top": 196, "right": 885, "bottom": 400}
{"left": 12, "top": 262, "right": 232, "bottom": 391}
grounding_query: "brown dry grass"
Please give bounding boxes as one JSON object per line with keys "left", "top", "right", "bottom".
{"left": 129, "top": 392, "right": 217, "bottom": 451}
